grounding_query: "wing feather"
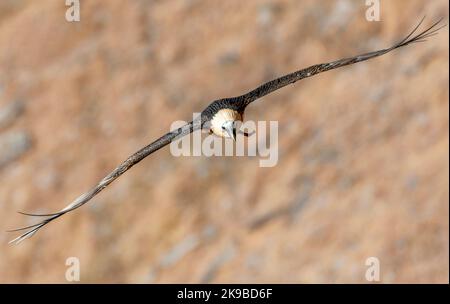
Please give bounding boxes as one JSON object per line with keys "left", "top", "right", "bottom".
{"left": 238, "top": 17, "right": 445, "bottom": 108}
{"left": 8, "top": 120, "right": 200, "bottom": 244}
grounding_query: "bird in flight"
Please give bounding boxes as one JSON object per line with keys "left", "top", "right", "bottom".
{"left": 8, "top": 17, "right": 445, "bottom": 244}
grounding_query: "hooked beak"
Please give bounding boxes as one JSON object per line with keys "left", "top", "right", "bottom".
{"left": 223, "top": 121, "right": 236, "bottom": 141}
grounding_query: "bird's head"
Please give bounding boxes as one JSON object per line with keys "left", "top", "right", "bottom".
{"left": 221, "top": 120, "right": 237, "bottom": 140}
{"left": 210, "top": 109, "right": 243, "bottom": 140}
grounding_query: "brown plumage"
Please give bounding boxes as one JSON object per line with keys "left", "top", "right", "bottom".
{"left": 8, "top": 17, "right": 445, "bottom": 244}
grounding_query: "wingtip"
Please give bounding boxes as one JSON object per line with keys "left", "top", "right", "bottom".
{"left": 8, "top": 225, "right": 41, "bottom": 245}
{"left": 8, "top": 235, "right": 26, "bottom": 245}
{"left": 17, "top": 210, "right": 61, "bottom": 217}
{"left": 8, "top": 237, "right": 21, "bottom": 245}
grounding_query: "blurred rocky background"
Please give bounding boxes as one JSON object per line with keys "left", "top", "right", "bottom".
{"left": 0, "top": 0, "right": 448, "bottom": 283}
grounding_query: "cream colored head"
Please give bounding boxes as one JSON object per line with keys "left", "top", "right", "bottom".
{"left": 210, "top": 109, "right": 243, "bottom": 139}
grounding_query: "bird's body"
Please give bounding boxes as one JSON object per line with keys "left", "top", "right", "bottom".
{"left": 8, "top": 17, "right": 445, "bottom": 244}
{"left": 208, "top": 109, "right": 243, "bottom": 138}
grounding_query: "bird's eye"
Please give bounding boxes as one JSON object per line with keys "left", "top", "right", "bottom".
{"left": 222, "top": 126, "right": 226, "bottom": 130}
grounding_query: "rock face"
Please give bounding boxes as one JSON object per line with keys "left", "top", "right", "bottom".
{"left": 0, "top": 131, "right": 31, "bottom": 169}
{"left": 0, "top": 1, "right": 448, "bottom": 283}
{"left": 0, "top": 100, "right": 24, "bottom": 130}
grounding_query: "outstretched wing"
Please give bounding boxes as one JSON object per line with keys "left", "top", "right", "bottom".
{"left": 8, "top": 120, "right": 200, "bottom": 244}
{"left": 236, "top": 17, "right": 445, "bottom": 109}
